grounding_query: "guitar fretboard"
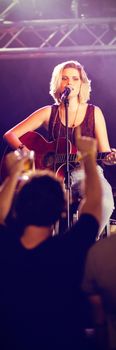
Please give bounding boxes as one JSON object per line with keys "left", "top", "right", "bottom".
{"left": 53, "top": 151, "right": 110, "bottom": 164}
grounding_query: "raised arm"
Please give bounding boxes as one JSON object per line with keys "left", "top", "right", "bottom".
{"left": 3, "top": 105, "right": 51, "bottom": 150}
{"left": 76, "top": 128, "right": 102, "bottom": 225}
{"left": 0, "top": 152, "right": 29, "bottom": 224}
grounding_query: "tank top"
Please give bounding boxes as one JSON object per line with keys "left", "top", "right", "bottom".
{"left": 48, "top": 104, "right": 95, "bottom": 146}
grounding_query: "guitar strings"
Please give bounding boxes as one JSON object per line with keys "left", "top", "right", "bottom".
{"left": 51, "top": 103, "right": 81, "bottom": 170}
{"left": 71, "top": 103, "right": 80, "bottom": 145}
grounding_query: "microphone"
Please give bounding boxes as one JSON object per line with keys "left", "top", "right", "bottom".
{"left": 60, "top": 86, "right": 71, "bottom": 102}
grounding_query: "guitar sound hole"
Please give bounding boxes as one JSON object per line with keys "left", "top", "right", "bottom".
{"left": 43, "top": 152, "right": 55, "bottom": 169}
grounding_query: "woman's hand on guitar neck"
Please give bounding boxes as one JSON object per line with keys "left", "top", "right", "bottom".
{"left": 103, "top": 148, "right": 116, "bottom": 165}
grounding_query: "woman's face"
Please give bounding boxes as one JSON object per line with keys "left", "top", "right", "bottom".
{"left": 60, "top": 67, "right": 81, "bottom": 98}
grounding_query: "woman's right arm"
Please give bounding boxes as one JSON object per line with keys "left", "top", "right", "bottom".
{"left": 3, "top": 105, "right": 52, "bottom": 149}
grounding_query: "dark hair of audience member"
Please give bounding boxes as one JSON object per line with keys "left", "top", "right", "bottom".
{"left": 13, "top": 171, "right": 66, "bottom": 236}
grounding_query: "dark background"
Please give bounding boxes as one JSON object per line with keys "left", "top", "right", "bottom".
{"left": 1, "top": 55, "right": 116, "bottom": 141}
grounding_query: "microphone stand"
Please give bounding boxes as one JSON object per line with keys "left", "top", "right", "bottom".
{"left": 63, "top": 96, "right": 72, "bottom": 230}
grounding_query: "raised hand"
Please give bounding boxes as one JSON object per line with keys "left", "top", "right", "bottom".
{"left": 76, "top": 126, "right": 97, "bottom": 161}
{"left": 4, "top": 151, "right": 29, "bottom": 177}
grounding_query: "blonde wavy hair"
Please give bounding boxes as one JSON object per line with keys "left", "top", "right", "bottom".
{"left": 49, "top": 60, "right": 91, "bottom": 104}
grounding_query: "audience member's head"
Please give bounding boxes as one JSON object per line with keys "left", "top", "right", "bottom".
{"left": 14, "top": 170, "right": 66, "bottom": 234}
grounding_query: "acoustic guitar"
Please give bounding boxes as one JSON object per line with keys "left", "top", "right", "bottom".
{"left": 19, "top": 131, "right": 111, "bottom": 176}
{"left": 0, "top": 131, "right": 112, "bottom": 181}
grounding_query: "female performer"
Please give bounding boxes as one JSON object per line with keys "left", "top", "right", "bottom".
{"left": 3, "top": 60, "right": 115, "bottom": 234}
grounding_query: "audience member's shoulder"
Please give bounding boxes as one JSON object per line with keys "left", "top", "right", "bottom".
{"left": 0, "top": 224, "right": 9, "bottom": 256}
{"left": 64, "top": 213, "right": 99, "bottom": 242}
{"left": 74, "top": 213, "right": 99, "bottom": 230}
{"left": 0, "top": 223, "right": 8, "bottom": 235}
{"left": 0, "top": 223, "right": 14, "bottom": 256}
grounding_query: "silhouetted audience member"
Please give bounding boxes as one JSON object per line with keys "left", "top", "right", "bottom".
{"left": 82, "top": 233, "right": 116, "bottom": 350}
{"left": 0, "top": 130, "right": 102, "bottom": 349}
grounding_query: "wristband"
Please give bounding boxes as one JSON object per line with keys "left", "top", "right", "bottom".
{"left": 18, "top": 144, "right": 25, "bottom": 149}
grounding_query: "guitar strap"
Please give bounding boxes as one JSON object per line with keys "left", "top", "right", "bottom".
{"left": 51, "top": 105, "right": 62, "bottom": 172}
{"left": 49, "top": 105, "right": 61, "bottom": 172}
{"left": 48, "top": 104, "right": 59, "bottom": 141}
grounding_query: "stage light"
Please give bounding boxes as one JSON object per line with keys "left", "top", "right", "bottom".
{"left": 1, "top": 0, "right": 75, "bottom": 20}
{"left": 1, "top": 0, "right": 116, "bottom": 21}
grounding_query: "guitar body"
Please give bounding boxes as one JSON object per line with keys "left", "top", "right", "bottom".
{"left": 0, "top": 130, "right": 111, "bottom": 182}
{"left": 20, "top": 131, "right": 78, "bottom": 176}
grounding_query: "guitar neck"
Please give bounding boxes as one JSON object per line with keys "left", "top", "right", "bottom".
{"left": 97, "top": 151, "right": 110, "bottom": 160}
{"left": 56, "top": 152, "right": 110, "bottom": 163}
